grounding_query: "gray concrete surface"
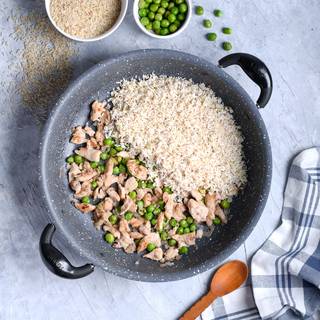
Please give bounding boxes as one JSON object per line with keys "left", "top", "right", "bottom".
{"left": 0, "top": 0, "right": 319, "bottom": 319}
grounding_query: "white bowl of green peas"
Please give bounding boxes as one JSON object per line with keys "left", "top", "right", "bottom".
{"left": 133, "top": 0, "right": 191, "bottom": 39}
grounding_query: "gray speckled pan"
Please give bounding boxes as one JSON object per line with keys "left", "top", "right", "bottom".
{"left": 40, "top": 49, "right": 272, "bottom": 282}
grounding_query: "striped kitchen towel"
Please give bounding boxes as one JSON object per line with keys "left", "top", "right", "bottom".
{"left": 201, "top": 148, "right": 320, "bottom": 320}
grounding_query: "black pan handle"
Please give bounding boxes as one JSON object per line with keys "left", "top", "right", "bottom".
{"left": 40, "top": 224, "right": 95, "bottom": 279}
{"left": 218, "top": 53, "right": 273, "bottom": 108}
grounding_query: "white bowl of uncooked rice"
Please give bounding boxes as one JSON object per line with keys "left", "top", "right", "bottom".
{"left": 45, "top": 0, "right": 128, "bottom": 42}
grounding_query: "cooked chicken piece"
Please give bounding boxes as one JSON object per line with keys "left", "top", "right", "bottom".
{"left": 173, "top": 232, "right": 196, "bottom": 247}
{"left": 119, "top": 218, "right": 130, "bottom": 234}
{"left": 75, "top": 147, "right": 101, "bottom": 162}
{"left": 191, "top": 189, "right": 203, "bottom": 202}
{"left": 188, "top": 199, "right": 209, "bottom": 223}
{"left": 124, "top": 242, "right": 136, "bottom": 254}
{"left": 163, "top": 192, "right": 174, "bottom": 220}
{"left": 106, "top": 187, "right": 120, "bottom": 203}
{"left": 68, "top": 163, "right": 81, "bottom": 182}
{"left": 205, "top": 193, "right": 220, "bottom": 226}
{"left": 130, "top": 217, "right": 144, "bottom": 228}
{"left": 136, "top": 188, "right": 148, "bottom": 201}
{"left": 117, "top": 173, "right": 127, "bottom": 185}
{"left": 74, "top": 202, "right": 96, "bottom": 213}
{"left": 154, "top": 187, "right": 163, "bottom": 199}
{"left": 86, "top": 137, "right": 99, "bottom": 149}
{"left": 117, "top": 183, "right": 126, "bottom": 200}
{"left": 196, "top": 229, "right": 204, "bottom": 239}
{"left": 130, "top": 231, "right": 144, "bottom": 239}
{"left": 95, "top": 128, "right": 104, "bottom": 146}
{"left": 164, "top": 247, "right": 179, "bottom": 261}
{"left": 71, "top": 126, "right": 87, "bottom": 144}
{"left": 168, "top": 227, "right": 178, "bottom": 237}
{"left": 137, "top": 232, "right": 161, "bottom": 253}
{"left": 69, "top": 180, "right": 81, "bottom": 193}
{"left": 116, "top": 151, "right": 130, "bottom": 158}
{"left": 94, "top": 210, "right": 112, "bottom": 229}
{"left": 84, "top": 126, "right": 95, "bottom": 137}
{"left": 103, "top": 224, "right": 120, "bottom": 238}
{"left": 156, "top": 212, "right": 165, "bottom": 232}
{"left": 127, "top": 160, "right": 148, "bottom": 180}
{"left": 93, "top": 186, "right": 106, "bottom": 200}
{"left": 74, "top": 181, "right": 92, "bottom": 198}
{"left": 120, "top": 196, "right": 136, "bottom": 214}
{"left": 139, "top": 221, "right": 151, "bottom": 235}
{"left": 215, "top": 205, "right": 227, "bottom": 224}
{"left": 90, "top": 100, "right": 107, "bottom": 122}
{"left": 76, "top": 169, "right": 97, "bottom": 183}
{"left": 102, "top": 159, "right": 116, "bottom": 189}
{"left": 143, "top": 193, "right": 152, "bottom": 207}
{"left": 172, "top": 203, "right": 186, "bottom": 221}
{"left": 116, "top": 232, "right": 135, "bottom": 252}
{"left": 100, "top": 197, "right": 114, "bottom": 212}
{"left": 144, "top": 248, "right": 163, "bottom": 261}
{"left": 124, "top": 177, "right": 138, "bottom": 193}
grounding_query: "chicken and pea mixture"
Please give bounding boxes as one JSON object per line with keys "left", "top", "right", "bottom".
{"left": 66, "top": 75, "right": 246, "bottom": 263}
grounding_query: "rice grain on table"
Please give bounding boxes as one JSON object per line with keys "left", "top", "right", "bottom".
{"left": 110, "top": 75, "right": 247, "bottom": 198}
{"left": 50, "top": 0, "right": 121, "bottom": 39}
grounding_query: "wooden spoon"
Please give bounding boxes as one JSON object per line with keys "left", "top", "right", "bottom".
{"left": 180, "top": 260, "right": 248, "bottom": 320}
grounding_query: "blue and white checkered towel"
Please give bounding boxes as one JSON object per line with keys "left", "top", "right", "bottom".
{"left": 201, "top": 148, "right": 320, "bottom": 320}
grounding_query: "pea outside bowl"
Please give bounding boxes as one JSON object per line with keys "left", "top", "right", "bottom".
{"left": 45, "top": 0, "right": 128, "bottom": 42}
{"left": 133, "top": 0, "right": 192, "bottom": 39}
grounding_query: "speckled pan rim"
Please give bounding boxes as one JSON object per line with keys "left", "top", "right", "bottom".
{"left": 40, "top": 49, "right": 272, "bottom": 282}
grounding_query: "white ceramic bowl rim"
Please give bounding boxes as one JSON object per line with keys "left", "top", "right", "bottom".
{"left": 45, "top": 0, "right": 128, "bottom": 42}
{"left": 133, "top": 0, "right": 192, "bottom": 39}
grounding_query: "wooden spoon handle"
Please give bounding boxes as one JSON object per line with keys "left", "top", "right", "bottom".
{"left": 180, "top": 291, "right": 217, "bottom": 320}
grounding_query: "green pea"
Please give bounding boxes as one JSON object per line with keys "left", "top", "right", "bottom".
{"left": 66, "top": 156, "right": 74, "bottom": 164}
{"left": 155, "top": 13, "right": 163, "bottom": 21}
{"left": 164, "top": 10, "right": 171, "bottom": 17}
{"left": 220, "top": 199, "right": 231, "bottom": 209}
{"left": 169, "top": 218, "right": 177, "bottom": 227}
{"left": 150, "top": 4, "right": 159, "bottom": 12}
{"left": 146, "top": 23, "right": 152, "bottom": 30}
{"left": 175, "top": 0, "right": 183, "bottom": 4}
{"left": 154, "top": 28, "right": 161, "bottom": 34}
{"left": 109, "top": 148, "right": 117, "bottom": 156}
{"left": 207, "top": 32, "right": 217, "bottom": 41}
{"left": 137, "top": 200, "right": 144, "bottom": 209}
{"left": 147, "top": 243, "right": 156, "bottom": 252}
{"left": 167, "top": 13, "right": 176, "bottom": 22}
{"left": 105, "top": 232, "right": 115, "bottom": 244}
{"left": 168, "top": 1, "right": 175, "bottom": 9}
{"left": 203, "top": 19, "right": 212, "bottom": 28}
{"left": 154, "top": 0, "right": 161, "bottom": 3}
{"left": 115, "top": 145, "right": 123, "bottom": 152}
{"left": 222, "top": 27, "right": 232, "bottom": 35}
{"left": 161, "top": 0, "right": 169, "bottom": 8}
{"left": 153, "top": 207, "right": 161, "bottom": 215}
{"left": 186, "top": 217, "right": 194, "bottom": 225}
{"left": 103, "top": 137, "right": 114, "bottom": 146}
{"left": 146, "top": 204, "right": 155, "bottom": 213}
{"left": 146, "top": 181, "right": 155, "bottom": 189}
{"left": 189, "top": 223, "right": 197, "bottom": 232}
{"left": 179, "top": 246, "right": 188, "bottom": 254}
{"left": 173, "top": 20, "right": 181, "bottom": 27}
{"left": 109, "top": 214, "right": 118, "bottom": 225}
{"left": 168, "top": 239, "right": 177, "bottom": 246}
{"left": 213, "top": 217, "right": 221, "bottom": 225}
{"left": 151, "top": 218, "right": 157, "bottom": 226}
{"left": 214, "top": 9, "right": 223, "bottom": 17}
{"left": 195, "top": 5, "right": 203, "bottom": 15}
{"left": 139, "top": 0, "right": 148, "bottom": 8}
{"left": 128, "top": 191, "right": 137, "bottom": 200}
{"left": 118, "top": 164, "right": 126, "bottom": 174}
{"left": 148, "top": 12, "right": 155, "bottom": 20}
{"left": 169, "top": 24, "right": 178, "bottom": 33}
{"left": 140, "top": 16, "right": 150, "bottom": 26}
{"left": 112, "top": 166, "right": 120, "bottom": 175}
{"left": 179, "top": 219, "right": 188, "bottom": 228}
{"left": 124, "top": 211, "right": 133, "bottom": 220}
{"left": 138, "top": 180, "right": 147, "bottom": 188}
{"left": 81, "top": 196, "right": 90, "bottom": 204}
{"left": 163, "top": 186, "right": 173, "bottom": 194}
{"left": 161, "top": 19, "right": 170, "bottom": 27}
{"left": 100, "top": 152, "right": 108, "bottom": 160}
{"left": 98, "top": 164, "right": 105, "bottom": 173}
{"left": 184, "top": 227, "right": 190, "bottom": 234}
{"left": 91, "top": 180, "right": 98, "bottom": 189}
{"left": 74, "top": 155, "right": 84, "bottom": 165}
{"left": 179, "top": 3, "right": 187, "bottom": 13}
{"left": 90, "top": 161, "right": 98, "bottom": 169}
{"left": 160, "top": 231, "right": 168, "bottom": 241}
{"left": 158, "top": 7, "right": 166, "bottom": 14}
{"left": 158, "top": 200, "right": 165, "bottom": 210}
{"left": 146, "top": 0, "right": 152, "bottom": 3}
{"left": 177, "top": 13, "right": 185, "bottom": 21}
{"left": 222, "top": 41, "right": 232, "bottom": 51}
{"left": 114, "top": 206, "right": 121, "bottom": 214}
{"left": 177, "top": 226, "right": 184, "bottom": 235}
{"left": 144, "top": 211, "right": 153, "bottom": 221}
{"left": 139, "top": 8, "right": 148, "bottom": 17}
{"left": 171, "top": 6, "right": 179, "bottom": 15}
